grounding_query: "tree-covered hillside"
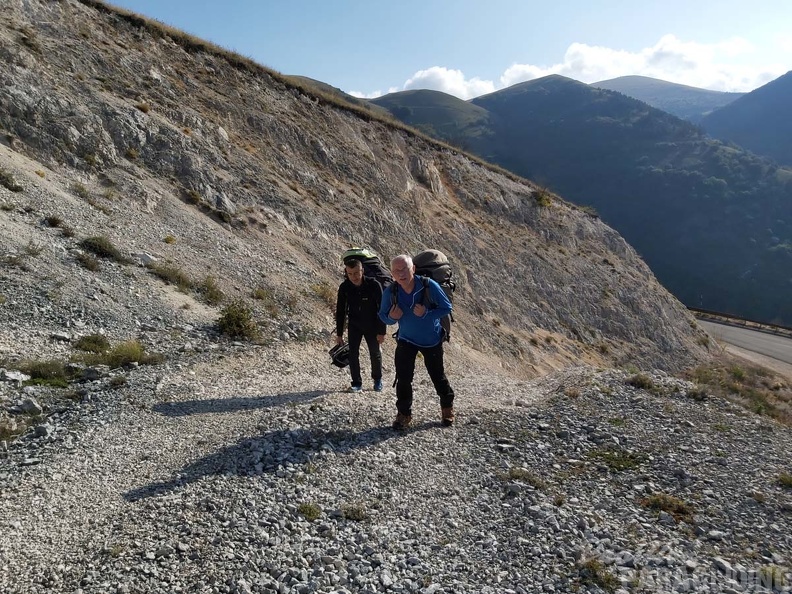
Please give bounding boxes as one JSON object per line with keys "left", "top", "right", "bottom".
{"left": 701, "top": 71, "right": 792, "bottom": 167}
{"left": 372, "top": 75, "right": 792, "bottom": 325}
{"left": 592, "top": 75, "right": 742, "bottom": 122}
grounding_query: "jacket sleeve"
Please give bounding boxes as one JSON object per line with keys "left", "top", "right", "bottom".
{"left": 372, "top": 281, "right": 387, "bottom": 335}
{"left": 335, "top": 283, "right": 347, "bottom": 336}
{"left": 379, "top": 284, "right": 396, "bottom": 325}
{"left": 422, "top": 278, "right": 452, "bottom": 320}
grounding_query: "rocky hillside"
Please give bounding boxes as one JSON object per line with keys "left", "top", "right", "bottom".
{"left": 4, "top": 1, "right": 790, "bottom": 593}
{"left": 0, "top": 0, "right": 709, "bottom": 373}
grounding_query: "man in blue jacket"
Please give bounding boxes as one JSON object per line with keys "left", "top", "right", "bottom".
{"left": 379, "top": 254, "right": 456, "bottom": 429}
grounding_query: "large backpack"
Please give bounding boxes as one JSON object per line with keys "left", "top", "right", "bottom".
{"left": 342, "top": 247, "right": 393, "bottom": 292}
{"left": 392, "top": 249, "right": 456, "bottom": 341}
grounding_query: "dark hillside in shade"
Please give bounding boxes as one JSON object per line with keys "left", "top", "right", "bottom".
{"left": 592, "top": 75, "right": 743, "bottom": 122}
{"left": 374, "top": 75, "right": 792, "bottom": 324}
{"left": 700, "top": 71, "right": 792, "bottom": 166}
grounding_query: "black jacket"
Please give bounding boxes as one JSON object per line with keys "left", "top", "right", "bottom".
{"left": 336, "top": 277, "right": 387, "bottom": 336}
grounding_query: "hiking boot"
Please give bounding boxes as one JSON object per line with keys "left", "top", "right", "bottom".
{"left": 441, "top": 407, "right": 455, "bottom": 427}
{"left": 392, "top": 413, "right": 412, "bottom": 430}
{"left": 347, "top": 385, "right": 362, "bottom": 393}
{"left": 373, "top": 379, "right": 383, "bottom": 392}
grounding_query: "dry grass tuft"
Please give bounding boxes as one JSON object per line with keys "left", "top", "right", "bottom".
{"left": 684, "top": 356, "right": 792, "bottom": 424}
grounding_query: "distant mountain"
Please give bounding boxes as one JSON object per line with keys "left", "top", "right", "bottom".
{"left": 592, "top": 75, "right": 743, "bottom": 122}
{"left": 372, "top": 75, "right": 792, "bottom": 324}
{"left": 370, "top": 89, "right": 494, "bottom": 151}
{"left": 700, "top": 71, "right": 792, "bottom": 166}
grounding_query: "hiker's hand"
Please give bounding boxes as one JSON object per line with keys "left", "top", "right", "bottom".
{"left": 377, "top": 334, "right": 385, "bottom": 344}
{"left": 413, "top": 303, "right": 427, "bottom": 317}
{"left": 334, "top": 335, "right": 343, "bottom": 346}
{"left": 389, "top": 304, "right": 403, "bottom": 320}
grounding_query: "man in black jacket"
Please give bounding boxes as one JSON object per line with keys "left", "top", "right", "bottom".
{"left": 335, "top": 259, "right": 386, "bottom": 392}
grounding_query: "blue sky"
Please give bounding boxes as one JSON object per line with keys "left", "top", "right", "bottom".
{"left": 108, "top": 0, "right": 792, "bottom": 99}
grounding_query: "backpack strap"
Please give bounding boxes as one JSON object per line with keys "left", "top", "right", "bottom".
{"left": 418, "top": 276, "right": 436, "bottom": 308}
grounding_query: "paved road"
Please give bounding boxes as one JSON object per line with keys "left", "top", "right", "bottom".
{"left": 699, "top": 320, "right": 792, "bottom": 365}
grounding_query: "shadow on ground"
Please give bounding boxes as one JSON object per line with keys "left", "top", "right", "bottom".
{"left": 152, "top": 390, "right": 331, "bottom": 417}
{"left": 124, "top": 420, "right": 437, "bottom": 502}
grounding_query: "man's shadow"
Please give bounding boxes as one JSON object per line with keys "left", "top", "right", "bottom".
{"left": 126, "top": 390, "right": 436, "bottom": 502}
{"left": 151, "top": 390, "right": 330, "bottom": 417}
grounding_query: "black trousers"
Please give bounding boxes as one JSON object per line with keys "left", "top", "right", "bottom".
{"left": 394, "top": 340, "right": 455, "bottom": 415}
{"left": 348, "top": 327, "right": 382, "bottom": 388}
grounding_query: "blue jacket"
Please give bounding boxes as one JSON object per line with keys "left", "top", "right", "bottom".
{"left": 378, "top": 275, "right": 452, "bottom": 347}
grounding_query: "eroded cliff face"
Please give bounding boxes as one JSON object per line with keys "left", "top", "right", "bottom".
{"left": 0, "top": 0, "right": 711, "bottom": 374}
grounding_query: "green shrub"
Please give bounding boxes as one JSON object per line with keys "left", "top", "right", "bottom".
{"left": 297, "top": 502, "right": 321, "bottom": 521}
{"left": 686, "top": 385, "right": 707, "bottom": 401}
{"left": 16, "top": 359, "right": 70, "bottom": 388}
{"left": 18, "top": 359, "right": 67, "bottom": 381}
{"left": 80, "top": 236, "right": 128, "bottom": 263}
{"left": 341, "top": 503, "right": 369, "bottom": 521}
{"left": 199, "top": 275, "right": 225, "bottom": 306}
{"left": 105, "top": 340, "right": 161, "bottom": 368}
{"left": 778, "top": 473, "right": 792, "bottom": 489}
{"left": 76, "top": 340, "right": 163, "bottom": 368}
{"left": 74, "top": 333, "right": 110, "bottom": 353}
{"left": 252, "top": 286, "right": 280, "bottom": 316}
{"left": 534, "top": 188, "right": 552, "bottom": 207}
{"left": 729, "top": 365, "right": 746, "bottom": 381}
{"left": 503, "top": 467, "right": 546, "bottom": 490}
{"left": 163, "top": 235, "right": 176, "bottom": 244}
{"left": 627, "top": 373, "right": 655, "bottom": 390}
{"left": 218, "top": 300, "right": 258, "bottom": 340}
{"left": 0, "top": 169, "right": 23, "bottom": 192}
{"left": 76, "top": 252, "right": 100, "bottom": 271}
{"left": 640, "top": 492, "right": 693, "bottom": 523}
{"left": 578, "top": 559, "right": 619, "bottom": 593}
{"left": 148, "top": 263, "right": 193, "bottom": 291}
{"left": 71, "top": 182, "right": 90, "bottom": 199}
{"left": 185, "top": 189, "right": 202, "bottom": 204}
{"left": 44, "top": 215, "right": 64, "bottom": 228}
{"left": 252, "top": 286, "right": 272, "bottom": 300}
{"left": 588, "top": 447, "right": 646, "bottom": 472}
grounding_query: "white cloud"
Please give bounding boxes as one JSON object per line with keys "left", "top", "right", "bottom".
{"left": 502, "top": 35, "right": 777, "bottom": 92}
{"left": 348, "top": 86, "right": 401, "bottom": 99}
{"left": 360, "top": 35, "right": 789, "bottom": 99}
{"left": 401, "top": 67, "right": 496, "bottom": 99}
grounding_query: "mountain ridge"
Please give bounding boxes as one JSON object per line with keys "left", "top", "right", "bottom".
{"left": 700, "top": 70, "right": 792, "bottom": 166}
{"left": 372, "top": 74, "right": 792, "bottom": 325}
{"left": 592, "top": 75, "right": 744, "bottom": 122}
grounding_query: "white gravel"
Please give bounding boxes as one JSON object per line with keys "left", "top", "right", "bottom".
{"left": 2, "top": 344, "right": 791, "bottom": 594}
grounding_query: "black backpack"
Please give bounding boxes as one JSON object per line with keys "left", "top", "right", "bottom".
{"left": 392, "top": 249, "right": 456, "bottom": 341}
{"left": 329, "top": 342, "right": 350, "bottom": 368}
{"left": 342, "top": 247, "right": 393, "bottom": 292}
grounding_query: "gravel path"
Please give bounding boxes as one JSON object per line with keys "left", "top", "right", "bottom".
{"left": 2, "top": 343, "right": 792, "bottom": 594}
